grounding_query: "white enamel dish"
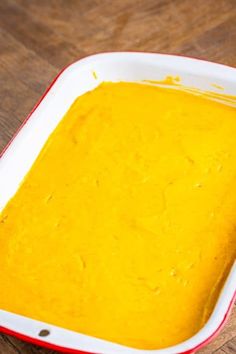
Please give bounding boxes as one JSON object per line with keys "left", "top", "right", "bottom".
{"left": 0, "top": 52, "right": 235, "bottom": 354}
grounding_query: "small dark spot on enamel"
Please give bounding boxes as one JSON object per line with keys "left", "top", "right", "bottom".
{"left": 38, "top": 329, "right": 50, "bottom": 337}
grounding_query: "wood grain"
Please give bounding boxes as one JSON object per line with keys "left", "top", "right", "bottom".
{"left": 0, "top": 0, "right": 235, "bottom": 353}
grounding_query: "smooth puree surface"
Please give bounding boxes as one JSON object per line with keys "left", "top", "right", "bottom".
{"left": 0, "top": 82, "right": 236, "bottom": 349}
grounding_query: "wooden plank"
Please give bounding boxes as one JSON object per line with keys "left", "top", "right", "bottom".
{"left": 176, "top": 14, "right": 236, "bottom": 66}
{"left": 0, "top": 0, "right": 85, "bottom": 68}
{"left": 214, "top": 350, "right": 228, "bottom": 354}
{"left": 0, "top": 335, "right": 21, "bottom": 354}
{"left": 221, "top": 335, "right": 236, "bottom": 353}
{"left": 2, "top": 0, "right": 235, "bottom": 61}
{"left": 0, "top": 334, "right": 56, "bottom": 354}
{"left": 0, "top": 27, "right": 57, "bottom": 151}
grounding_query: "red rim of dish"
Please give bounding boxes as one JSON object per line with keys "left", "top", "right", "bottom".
{"left": 0, "top": 293, "right": 234, "bottom": 354}
{"left": 0, "top": 52, "right": 235, "bottom": 354}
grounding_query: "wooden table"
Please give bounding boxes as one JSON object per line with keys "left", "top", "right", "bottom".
{"left": 0, "top": 0, "right": 235, "bottom": 353}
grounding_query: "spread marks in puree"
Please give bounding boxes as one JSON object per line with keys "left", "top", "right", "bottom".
{"left": 0, "top": 82, "right": 236, "bottom": 349}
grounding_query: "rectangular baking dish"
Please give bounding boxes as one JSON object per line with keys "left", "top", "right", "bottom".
{"left": 0, "top": 52, "right": 235, "bottom": 354}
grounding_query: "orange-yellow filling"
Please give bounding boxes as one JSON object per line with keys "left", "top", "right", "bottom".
{"left": 0, "top": 82, "right": 236, "bottom": 349}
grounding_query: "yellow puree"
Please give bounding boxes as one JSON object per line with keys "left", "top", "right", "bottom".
{"left": 0, "top": 82, "right": 236, "bottom": 349}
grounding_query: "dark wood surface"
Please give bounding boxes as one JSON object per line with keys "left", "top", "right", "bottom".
{"left": 0, "top": 0, "right": 235, "bottom": 353}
